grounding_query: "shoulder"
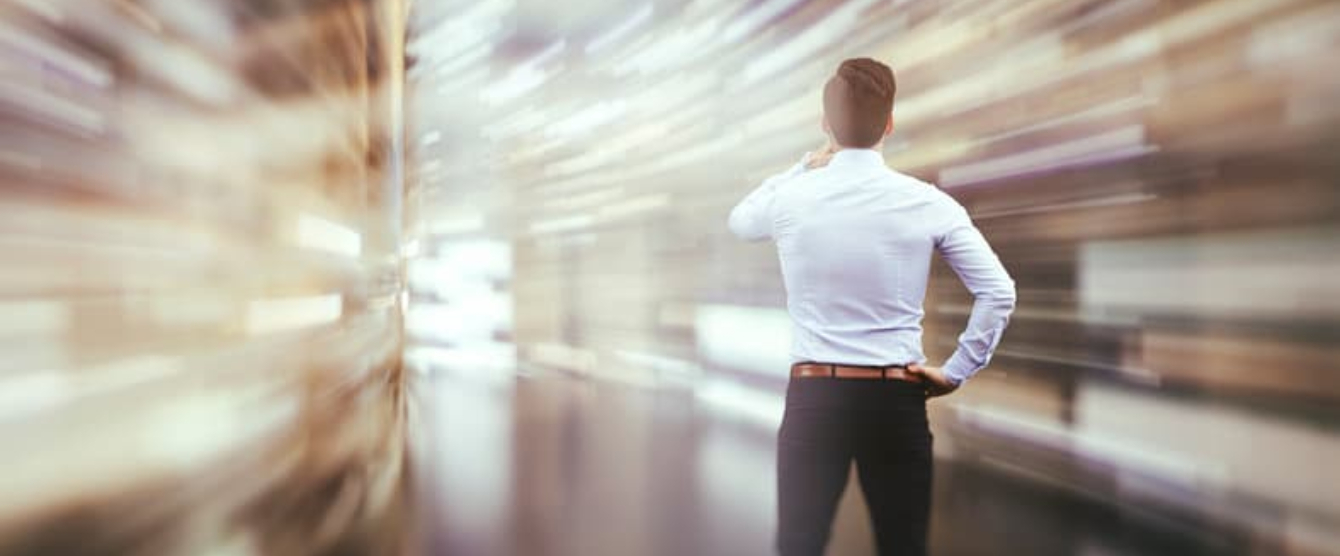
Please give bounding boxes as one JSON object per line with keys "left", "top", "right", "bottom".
{"left": 771, "top": 166, "right": 828, "bottom": 198}
{"left": 886, "top": 170, "right": 973, "bottom": 234}
{"left": 886, "top": 168, "right": 941, "bottom": 193}
{"left": 885, "top": 170, "right": 959, "bottom": 206}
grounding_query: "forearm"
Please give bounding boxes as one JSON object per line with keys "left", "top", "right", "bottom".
{"left": 941, "top": 288, "right": 1015, "bottom": 385}
{"left": 935, "top": 211, "right": 1017, "bottom": 385}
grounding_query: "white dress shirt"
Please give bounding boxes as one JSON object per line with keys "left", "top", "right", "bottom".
{"left": 728, "top": 149, "right": 1016, "bottom": 385}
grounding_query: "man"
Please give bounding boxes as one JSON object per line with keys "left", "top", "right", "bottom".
{"left": 727, "top": 58, "right": 1016, "bottom": 556}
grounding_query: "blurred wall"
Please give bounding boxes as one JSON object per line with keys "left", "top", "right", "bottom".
{"left": 0, "top": 0, "right": 411, "bottom": 554}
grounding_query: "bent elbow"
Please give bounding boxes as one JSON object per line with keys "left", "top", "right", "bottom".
{"left": 978, "top": 279, "right": 1017, "bottom": 311}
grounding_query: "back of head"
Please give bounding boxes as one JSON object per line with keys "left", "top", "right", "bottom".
{"left": 823, "top": 58, "right": 896, "bottom": 148}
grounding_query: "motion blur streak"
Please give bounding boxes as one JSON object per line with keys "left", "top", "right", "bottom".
{"left": 410, "top": 0, "right": 1340, "bottom": 554}
{"left": 3, "top": 0, "right": 1340, "bottom": 555}
{"left": 0, "top": 0, "right": 412, "bottom": 555}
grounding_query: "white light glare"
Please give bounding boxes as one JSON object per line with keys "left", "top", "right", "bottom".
{"left": 296, "top": 213, "right": 362, "bottom": 257}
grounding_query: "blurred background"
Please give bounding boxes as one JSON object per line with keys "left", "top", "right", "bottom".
{"left": 2, "top": 0, "right": 1339, "bottom": 555}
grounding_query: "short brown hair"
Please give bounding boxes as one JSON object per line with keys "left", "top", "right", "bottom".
{"left": 823, "top": 58, "right": 896, "bottom": 148}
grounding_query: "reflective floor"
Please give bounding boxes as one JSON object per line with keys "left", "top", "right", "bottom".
{"left": 407, "top": 367, "right": 1242, "bottom": 556}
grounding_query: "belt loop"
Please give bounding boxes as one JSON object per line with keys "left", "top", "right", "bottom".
{"left": 828, "top": 364, "right": 835, "bottom": 378}
{"left": 880, "top": 366, "right": 888, "bottom": 380}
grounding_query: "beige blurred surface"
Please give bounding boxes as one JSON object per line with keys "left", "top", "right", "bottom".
{"left": 1, "top": 0, "right": 412, "bottom": 554}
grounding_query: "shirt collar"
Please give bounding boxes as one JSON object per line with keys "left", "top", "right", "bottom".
{"left": 828, "top": 148, "right": 885, "bottom": 168}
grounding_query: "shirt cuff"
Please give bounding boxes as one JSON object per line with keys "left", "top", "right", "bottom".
{"left": 941, "top": 351, "right": 979, "bottom": 386}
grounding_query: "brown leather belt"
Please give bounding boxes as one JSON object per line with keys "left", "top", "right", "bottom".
{"left": 791, "top": 362, "right": 922, "bottom": 383}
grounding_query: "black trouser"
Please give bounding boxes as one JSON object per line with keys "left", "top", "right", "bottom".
{"left": 776, "top": 377, "right": 932, "bottom": 556}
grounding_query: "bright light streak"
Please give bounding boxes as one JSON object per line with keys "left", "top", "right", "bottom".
{"left": 296, "top": 213, "right": 363, "bottom": 257}
{"left": 528, "top": 214, "right": 594, "bottom": 235}
{"left": 694, "top": 304, "right": 792, "bottom": 378}
{"left": 427, "top": 214, "right": 485, "bottom": 235}
{"left": 482, "top": 106, "right": 549, "bottom": 141}
{"left": 696, "top": 379, "right": 783, "bottom": 429}
{"left": 585, "top": 4, "right": 654, "bottom": 55}
{"left": 0, "top": 300, "right": 67, "bottom": 336}
{"left": 0, "top": 81, "right": 105, "bottom": 135}
{"left": 527, "top": 342, "right": 598, "bottom": 373}
{"left": 245, "top": 295, "right": 343, "bottom": 336}
{"left": 0, "top": 23, "right": 112, "bottom": 87}
{"left": 940, "top": 125, "right": 1154, "bottom": 187}
{"left": 480, "top": 65, "right": 553, "bottom": 106}
{"left": 544, "top": 100, "right": 627, "bottom": 138}
{"left": 411, "top": 0, "right": 513, "bottom": 54}
{"left": 9, "top": 0, "right": 62, "bottom": 22}
{"left": 740, "top": 0, "right": 878, "bottom": 84}
{"left": 436, "top": 41, "right": 493, "bottom": 76}
{"left": 612, "top": 19, "right": 719, "bottom": 76}
{"left": 597, "top": 193, "right": 669, "bottom": 220}
{"left": 402, "top": 239, "right": 422, "bottom": 258}
{"left": 720, "top": 0, "right": 808, "bottom": 45}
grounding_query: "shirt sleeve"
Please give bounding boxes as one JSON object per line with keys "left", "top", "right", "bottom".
{"left": 935, "top": 203, "right": 1017, "bottom": 385}
{"left": 727, "top": 156, "right": 808, "bottom": 241}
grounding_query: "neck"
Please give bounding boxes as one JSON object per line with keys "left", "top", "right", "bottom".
{"left": 838, "top": 142, "right": 883, "bottom": 152}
